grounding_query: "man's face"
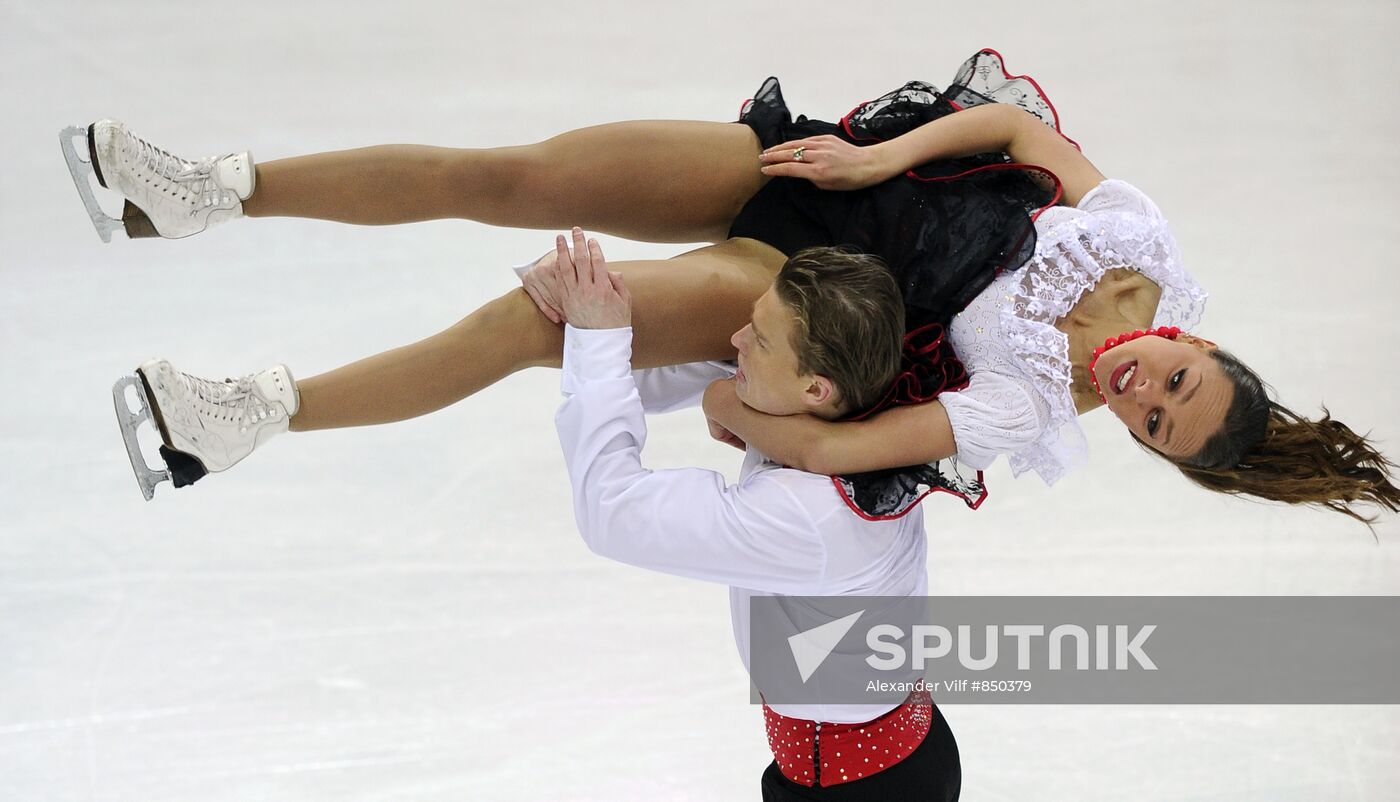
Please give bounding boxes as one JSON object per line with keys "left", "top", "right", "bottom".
{"left": 729, "top": 287, "right": 837, "bottom": 416}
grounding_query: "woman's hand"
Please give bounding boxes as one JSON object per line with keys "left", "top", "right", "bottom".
{"left": 707, "top": 417, "right": 747, "bottom": 451}
{"left": 551, "top": 227, "right": 632, "bottom": 330}
{"left": 758, "top": 135, "right": 897, "bottom": 190}
{"left": 703, "top": 378, "right": 747, "bottom": 451}
{"left": 702, "top": 376, "right": 741, "bottom": 418}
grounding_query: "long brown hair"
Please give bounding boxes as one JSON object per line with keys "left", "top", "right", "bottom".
{"left": 1133, "top": 349, "right": 1400, "bottom": 529}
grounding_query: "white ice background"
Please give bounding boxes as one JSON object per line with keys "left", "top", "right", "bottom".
{"left": 2, "top": 0, "right": 1398, "bottom": 799}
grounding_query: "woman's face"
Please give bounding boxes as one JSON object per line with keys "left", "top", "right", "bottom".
{"left": 1091, "top": 334, "right": 1234, "bottom": 460}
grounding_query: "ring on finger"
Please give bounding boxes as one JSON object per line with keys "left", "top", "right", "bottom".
{"left": 793, "top": 146, "right": 806, "bottom": 162}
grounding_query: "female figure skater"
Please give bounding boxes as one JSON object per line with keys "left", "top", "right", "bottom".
{"left": 74, "top": 49, "right": 1399, "bottom": 522}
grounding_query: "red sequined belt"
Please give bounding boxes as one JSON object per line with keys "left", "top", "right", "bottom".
{"left": 762, "top": 687, "right": 933, "bottom": 787}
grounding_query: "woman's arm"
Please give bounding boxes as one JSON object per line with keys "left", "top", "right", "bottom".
{"left": 759, "top": 104, "right": 1028, "bottom": 190}
{"left": 878, "top": 102, "right": 1107, "bottom": 200}
{"left": 702, "top": 378, "right": 958, "bottom": 475}
{"left": 760, "top": 102, "right": 1107, "bottom": 205}
{"left": 1002, "top": 108, "right": 1107, "bottom": 207}
{"left": 875, "top": 103, "right": 1029, "bottom": 176}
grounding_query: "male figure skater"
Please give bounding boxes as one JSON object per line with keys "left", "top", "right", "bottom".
{"left": 549, "top": 227, "right": 960, "bottom": 800}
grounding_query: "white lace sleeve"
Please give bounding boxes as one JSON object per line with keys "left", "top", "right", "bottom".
{"left": 1053, "top": 180, "right": 1209, "bottom": 332}
{"left": 1075, "top": 178, "right": 1166, "bottom": 221}
{"left": 938, "top": 371, "right": 1048, "bottom": 471}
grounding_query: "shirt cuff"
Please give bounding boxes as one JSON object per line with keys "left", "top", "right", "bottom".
{"left": 561, "top": 324, "right": 634, "bottom": 394}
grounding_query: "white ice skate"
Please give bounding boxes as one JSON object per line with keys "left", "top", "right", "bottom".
{"left": 60, "top": 120, "right": 254, "bottom": 242}
{"left": 112, "top": 359, "right": 298, "bottom": 500}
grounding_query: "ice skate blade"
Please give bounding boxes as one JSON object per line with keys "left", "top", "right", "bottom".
{"left": 111, "top": 373, "right": 172, "bottom": 500}
{"left": 60, "top": 126, "right": 124, "bottom": 243}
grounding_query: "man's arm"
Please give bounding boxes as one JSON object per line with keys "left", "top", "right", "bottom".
{"left": 548, "top": 228, "right": 827, "bottom": 591}
{"left": 557, "top": 326, "right": 827, "bottom": 591}
{"left": 632, "top": 360, "right": 737, "bottom": 415}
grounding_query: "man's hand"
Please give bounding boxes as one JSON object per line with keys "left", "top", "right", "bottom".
{"left": 551, "top": 227, "right": 631, "bottom": 329}
{"left": 519, "top": 250, "right": 565, "bottom": 325}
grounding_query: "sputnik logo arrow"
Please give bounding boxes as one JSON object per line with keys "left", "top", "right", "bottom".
{"left": 787, "top": 610, "right": 865, "bottom": 683}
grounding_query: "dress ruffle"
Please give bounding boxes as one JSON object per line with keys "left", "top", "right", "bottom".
{"left": 842, "top": 49, "right": 1075, "bottom": 150}
{"left": 732, "top": 50, "right": 1065, "bottom": 327}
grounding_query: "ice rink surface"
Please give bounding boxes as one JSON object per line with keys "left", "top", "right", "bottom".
{"left": 3, "top": 0, "right": 1399, "bottom": 799}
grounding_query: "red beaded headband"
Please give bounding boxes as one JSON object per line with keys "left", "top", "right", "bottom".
{"left": 1087, "top": 326, "right": 1183, "bottom": 403}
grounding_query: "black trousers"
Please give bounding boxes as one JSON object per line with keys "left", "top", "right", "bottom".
{"left": 759, "top": 704, "right": 960, "bottom": 801}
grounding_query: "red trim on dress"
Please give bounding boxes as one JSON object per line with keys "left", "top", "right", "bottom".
{"left": 823, "top": 321, "right": 989, "bottom": 520}
{"left": 976, "top": 46, "right": 1081, "bottom": 150}
{"left": 899, "top": 161, "right": 1063, "bottom": 223}
{"left": 839, "top": 99, "right": 884, "bottom": 143}
{"left": 851, "top": 322, "right": 970, "bottom": 416}
{"left": 834, "top": 46, "right": 1079, "bottom": 220}
{"left": 830, "top": 473, "right": 988, "bottom": 521}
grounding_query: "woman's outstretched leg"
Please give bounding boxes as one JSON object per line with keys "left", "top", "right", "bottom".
{"left": 80, "top": 119, "right": 768, "bottom": 245}
{"left": 245, "top": 121, "right": 767, "bottom": 242}
{"left": 289, "top": 237, "right": 783, "bottom": 430}
{"left": 120, "top": 237, "right": 783, "bottom": 500}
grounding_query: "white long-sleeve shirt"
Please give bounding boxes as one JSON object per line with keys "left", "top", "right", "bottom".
{"left": 555, "top": 324, "right": 927, "bottom": 723}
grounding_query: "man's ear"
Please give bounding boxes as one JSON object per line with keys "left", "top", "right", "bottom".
{"left": 804, "top": 375, "right": 839, "bottom": 408}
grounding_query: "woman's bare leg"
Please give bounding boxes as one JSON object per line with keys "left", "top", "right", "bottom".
{"left": 244, "top": 121, "right": 768, "bottom": 244}
{"left": 289, "top": 238, "right": 784, "bottom": 431}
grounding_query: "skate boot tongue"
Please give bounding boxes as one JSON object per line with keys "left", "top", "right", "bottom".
{"left": 212, "top": 152, "right": 255, "bottom": 200}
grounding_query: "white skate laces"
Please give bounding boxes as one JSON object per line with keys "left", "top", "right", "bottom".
{"left": 60, "top": 119, "right": 255, "bottom": 241}
{"left": 182, "top": 371, "right": 293, "bottom": 438}
{"left": 111, "top": 359, "right": 298, "bottom": 500}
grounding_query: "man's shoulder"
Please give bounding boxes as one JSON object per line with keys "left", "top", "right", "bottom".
{"left": 738, "top": 458, "right": 851, "bottom": 522}
{"left": 739, "top": 453, "right": 829, "bottom": 492}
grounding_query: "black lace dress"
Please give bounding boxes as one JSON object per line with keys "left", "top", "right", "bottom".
{"left": 727, "top": 48, "right": 1069, "bottom": 518}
